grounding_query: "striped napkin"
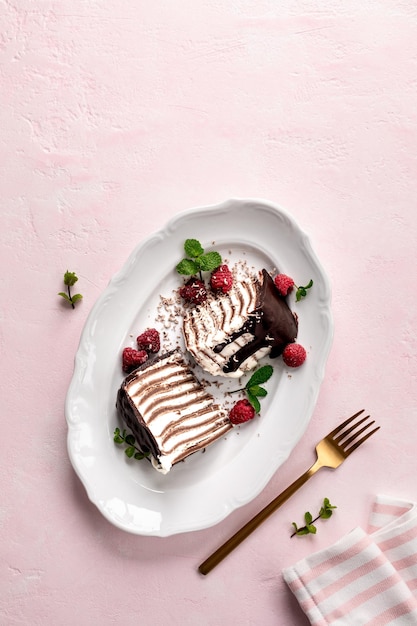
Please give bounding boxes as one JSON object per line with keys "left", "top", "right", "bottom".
{"left": 283, "top": 495, "right": 417, "bottom": 625}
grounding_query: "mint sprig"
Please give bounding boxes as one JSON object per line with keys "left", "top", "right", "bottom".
{"left": 176, "top": 238, "right": 222, "bottom": 279}
{"left": 295, "top": 279, "right": 313, "bottom": 302}
{"left": 231, "top": 365, "right": 273, "bottom": 414}
{"left": 291, "top": 498, "right": 337, "bottom": 537}
{"left": 184, "top": 238, "right": 204, "bottom": 258}
{"left": 58, "top": 270, "right": 83, "bottom": 309}
{"left": 114, "top": 427, "right": 150, "bottom": 461}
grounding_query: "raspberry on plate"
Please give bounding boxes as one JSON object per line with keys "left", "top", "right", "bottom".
{"left": 282, "top": 343, "right": 307, "bottom": 368}
{"left": 229, "top": 399, "right": 256, "bottom": 425}
{"left": 137, "top": 328, "right": 160, "bottom": 353}
{"left": 274, "top": 274, "right": 295, "bottom": 296}
{"left": 179, "top": 278, "right": 208, "bottom": 305}
{"left": 210, "top": 264, "right": 234, "bottom": 293}
{"left": 122, "top": 347, "right": 148, "bottom": 373}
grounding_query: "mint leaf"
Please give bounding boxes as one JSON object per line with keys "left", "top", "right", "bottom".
{"left": 134, "top": 451, "right": 149, "bottom": 460}
{"left": 246, "top": 365, "right": 273, "bottom": 388}
{"left": 292, "top": 523, "right": 309, "bottom": 536}
{"left": 176, "top": 239, "right": 223, "bottom": 280}
{"left": 319, "top": 498, "right": 337, "bottom": 519}
{"left": 291, "top": 498, "right": 337, "bottom": 537}
{"left": 246, "top": 391, "right": 261, "bottom": 414}
{"left": 178, "top": 251, "right": 222, "bottom": 274}
{"left": 199, "top": 251, "right": 222, "bottom": 272}
{"left": 113, "top": 428, "right": 124, "bottom": 444}
{"left": 295, "top": 279, "right": 313, "bottom": 302}
{"left": 184, "top": 239, "right": 204, "bottom": 258}
{"left": 59, "top": 271, "right": 83, "bottom": 308}
{"left": 64, "top": 270, "right": 79, "bottom": 287}
{"left": 229, "top": 365, "right": 274, "bottom": 415}
{"left": 248, "top": 385, "right": 267, "bottom": 398}
{"left": 176, "top": 259, "right": 200, "bottom": 275}
{"left": 113, "top": 427, "right": 149, "bottom": 462}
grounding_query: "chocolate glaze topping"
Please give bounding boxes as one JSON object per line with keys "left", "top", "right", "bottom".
{"left": 116, "top": 351, "right": 177, "bottom": 461}
{"left": 215, "top": 270, "right": 298, "bottom": 373}
{"left": 117, "top": 384, "right": 156, "bottom": 459}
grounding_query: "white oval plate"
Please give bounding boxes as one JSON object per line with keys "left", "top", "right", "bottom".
{"left": 66, "top": 198, "right": 333, "bottom": 536}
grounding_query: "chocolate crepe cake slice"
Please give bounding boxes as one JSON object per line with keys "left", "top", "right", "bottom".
{"left": 183, "top": 268, "right": 298, "bottom": 378}
{"left": 116, "top": 349, "right": 232, "bottom": 473}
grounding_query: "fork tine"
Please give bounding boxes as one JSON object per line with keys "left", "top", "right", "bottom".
{"left": 328, "top": 409, "right": 365, "bottom": 438}
{"left": 344, "top": 425, "right": 380, "bottom": 455}
{"left": 339, "top": 418, "right": 374, "bottom": 449}
{"left": 333, "top": 414, "right": 370, "bottom": 444}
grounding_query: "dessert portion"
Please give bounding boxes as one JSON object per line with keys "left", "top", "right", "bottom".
{"left": 183, "top": 268, "right": 298, "bottom": 378}
{"left": 115, "top": 240, "right": 310, "bottom": 474}
{"left": 116, "top": 349, "right": 232, "bottom": 473}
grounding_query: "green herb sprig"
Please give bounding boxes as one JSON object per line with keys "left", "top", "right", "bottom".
{"left": 231, "top": 365, "right": 273, "bottom": 413}
{"left": 176, "top": 238, "right": 222, "bottom": 280}
{"left": 295, "top": 279, "right": 313, "bottom": 302}
{"left": 113, "top": 427, "right": 150, "bottom": 461}
{"left": 291, "top": 498, "right": 337, "bottom": 537}
{"left": 58, "top": 271, "right": 83, "bottom": 309}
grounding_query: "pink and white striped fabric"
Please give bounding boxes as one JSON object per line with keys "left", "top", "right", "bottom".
{"left": 283, "top": 495, "right": 417, "bottom": 625}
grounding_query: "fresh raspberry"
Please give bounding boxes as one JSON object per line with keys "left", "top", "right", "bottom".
{"left": 229, "top": 399, "right": 256, "bottom": 425}
{"left": 137, "top": 328, "right": 160, "bottom": 353}
{"left": 210, "top": 264, "right": 234, "bottom": 293}
{"left": 122, "top": 347, "right": 148, "bottom": 373}
{"left": 274, "top": 274, "right": 295, "bottom": 296}
{"left": 179, "top": 278, "right": 208, "bottom": 305}
{"left": 282, "top": 343, "right": 307, "bottom": 368}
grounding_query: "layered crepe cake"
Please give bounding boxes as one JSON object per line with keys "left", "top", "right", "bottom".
{"left": 116, "top": 349, "right": 232, "bottom": 473}
{"left": 183, "top": 268, "right": 298, "bottom": 378}
{"left": 117, "top": 267, "right": 299, "bottom": 473}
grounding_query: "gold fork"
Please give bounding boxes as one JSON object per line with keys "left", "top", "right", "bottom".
{"left": 199, "top": 409, "right": 379, "bottom": 575}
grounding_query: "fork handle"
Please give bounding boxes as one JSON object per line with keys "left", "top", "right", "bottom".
{"left": 198, "top": 459, "right": 322, "bottom": 575}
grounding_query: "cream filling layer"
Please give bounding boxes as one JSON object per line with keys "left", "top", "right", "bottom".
{"left": 124, "top": 351, "right": 231, "bottom": 473}
{"left": 183, "top": 274, "right": 270, "bottom": 378}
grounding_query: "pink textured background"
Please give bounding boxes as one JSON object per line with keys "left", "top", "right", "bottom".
{"left": 2, "top": 2, "right": 417, "bottom": 624}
